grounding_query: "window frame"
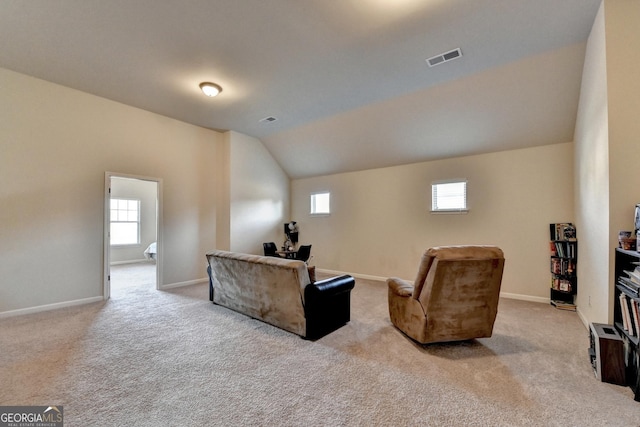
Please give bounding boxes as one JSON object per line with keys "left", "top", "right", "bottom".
{"left": 310, "top": 191, "right": 331, "bottom": 216}
{"left": 430, "top": 179, "right": 468, "bottom": 214}
{"left": 110, "top": 198, "right": 141, "bottom": 246}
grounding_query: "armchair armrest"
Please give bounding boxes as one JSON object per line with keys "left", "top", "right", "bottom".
{"left": 387, "top": 277, "right": 414, "bottom": 297}
{"left": 305, "top": 275, "right": 355, "bottom": 299}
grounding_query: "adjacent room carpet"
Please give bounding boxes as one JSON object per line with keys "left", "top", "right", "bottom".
{"left": 1, "top": 273, "right": 639, "bottom": 426}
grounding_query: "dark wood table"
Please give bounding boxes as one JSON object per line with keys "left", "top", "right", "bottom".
{"left": 276, "top": 250, "right": 297, "bottom": 259}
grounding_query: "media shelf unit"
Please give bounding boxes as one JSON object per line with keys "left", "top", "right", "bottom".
{"left": 613, "top": 248, "right": 640, "bottom": 401}
{"left": 549, "top": 223, "right": 577, "bottom": 309}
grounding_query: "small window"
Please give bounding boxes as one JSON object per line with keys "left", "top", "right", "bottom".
{"left": 431, "top": 180, "right": 468, "bottom": 213}
{"left": 310, "top": 192, "right": 331, "bottom": 215}
{"left": 110, "top": 198, "right": 140, "bottom": 245}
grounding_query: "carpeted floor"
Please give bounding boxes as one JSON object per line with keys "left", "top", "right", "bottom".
{"left": 109, "top": 261, "right": 157, "bottom": 292}
{"left": 1, "top": 270, "right": 640, "bottom": 426}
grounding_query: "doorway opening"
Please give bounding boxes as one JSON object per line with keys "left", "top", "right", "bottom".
{"left": 104, "top": 172, "right": 162, "bottom": 300}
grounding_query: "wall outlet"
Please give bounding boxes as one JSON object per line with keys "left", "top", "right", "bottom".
{"left": 589, "top": 295, "right": 592, "bottom": 307}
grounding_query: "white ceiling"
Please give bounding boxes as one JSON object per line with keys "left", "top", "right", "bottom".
{"left": 0, "top": 0, "right": 602, "bottom": 178}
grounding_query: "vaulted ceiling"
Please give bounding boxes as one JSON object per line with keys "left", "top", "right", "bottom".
{"left": 0, "top": 0, "right": 601, "bottom": 178}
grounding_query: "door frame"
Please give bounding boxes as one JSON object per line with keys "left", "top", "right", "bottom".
{"left": 104, "top": 171, "right": 163, "bottom": 300}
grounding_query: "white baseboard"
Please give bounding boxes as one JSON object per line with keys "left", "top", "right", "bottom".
{"left": 0, "top": 278, "right": 208, "bottom": 318}
{"left": 316, "top": 268, "right": 387, "bottom": 282}
{"left": 576, "top": 307, "right": 589, "bottom": 329}
{"left": 160, "top": 278, "right": 208, "bottom": 290}
{"left": 0, "top": 296, "right": 104, "bottom": 319}
{"left": 499, "top": 292, "right": 549, "bottom": 304}
{"left": 317, "top": 268, "right": 550, "bottom": 305}
{"left": 110, "top": 259, "right": 151, "bottom": 265}
{"left": 0, "top": 273, "right": 563, "bottom": 318}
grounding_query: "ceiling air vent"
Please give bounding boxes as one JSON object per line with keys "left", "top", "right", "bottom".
{"left": 426, "top": 48, "right": 462, "bottom": 67}
{"left": 259, "top": 116, "right": 278, "bottom": 123}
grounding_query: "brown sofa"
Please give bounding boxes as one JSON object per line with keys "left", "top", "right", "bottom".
{"left": 387, "top": 245, "right": 505, "bottom": 344}
{"left": 206, "top": 250, "right": 355, "bottom": 339}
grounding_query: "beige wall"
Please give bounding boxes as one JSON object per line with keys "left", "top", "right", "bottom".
{"left": 292, "top": 143, "right": 574, "bottom": 301}
{"left": 216, "top": 133, "right": 232, "bottom": 251}
{"left": 0, "top": 67, "right": 222, "bottom": 314}
{"left": 574, "top": 1, "right": 610, "bottom": 323}
{"left": 605, "top": 0, "right": 640, "bottom": 319}
{"left": 5, "top": 1, "right": 638, "bottom": 317}
{"left": 226, "top": 131, "right": 290, "bottom": 255}
{"left": 574, "top": 0, "right": 640, "bottom": 325}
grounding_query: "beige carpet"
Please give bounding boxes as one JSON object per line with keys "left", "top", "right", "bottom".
{"left": 1, "top": 271, "right": 640, "bottom": 426}
{"left": 109, "top": 261, "right": 157, "bottom": 291}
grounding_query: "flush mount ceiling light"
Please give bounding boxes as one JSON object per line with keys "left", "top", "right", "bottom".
{"left": 199, "top": 82, "right": 222, "bottom": 97}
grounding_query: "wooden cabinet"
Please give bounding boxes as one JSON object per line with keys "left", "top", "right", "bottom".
{"left": 589, "top": 323, "right": 625, "bottom": 385}
{"left": 613, "top": 248, "right": 640, "bottom": 401}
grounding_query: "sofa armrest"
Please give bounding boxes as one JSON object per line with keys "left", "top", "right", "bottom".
{"left": 305, "top": 275, "right": 355, "bottom": 299}
{"left": 387, "top": 277, "right": 414, "bottom": 297}
{"left": 304, "top": 275, "right": 355, "bottom": 339}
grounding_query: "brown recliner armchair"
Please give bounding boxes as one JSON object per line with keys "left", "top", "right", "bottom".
{"left": 387, "top": 246, "right": 505, "bottom": 344}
